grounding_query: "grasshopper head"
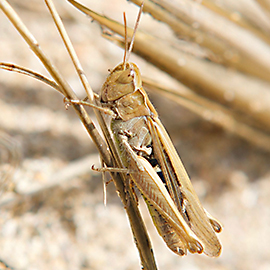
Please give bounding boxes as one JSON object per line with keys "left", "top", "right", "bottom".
{"left": 100, "top": 62, "right": 152, "bottom": 121}
{"left": 100, "top": 62, "right": 142, "bottom": 103}
{"left": 100, "top": 3, "right": 151, "bottom": 121}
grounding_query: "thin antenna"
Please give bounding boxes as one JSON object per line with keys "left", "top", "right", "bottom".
{"left": 123, "top": 2, "right": 144, "bottom": 65}
{"left": 122, "top": 12, "right": 128, "bottom": 68}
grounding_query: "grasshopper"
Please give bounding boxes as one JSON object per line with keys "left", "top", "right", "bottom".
{"left": 95, "top": 3, "right": 222, "bottom": 257}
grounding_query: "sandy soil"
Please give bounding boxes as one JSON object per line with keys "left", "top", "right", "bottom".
{"left": 0, "top": 1, "right": 270, "bottom": 270}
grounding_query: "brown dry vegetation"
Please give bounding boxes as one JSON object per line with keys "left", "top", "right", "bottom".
{"left": 0, "top": 0, "right": 270, "bottom": 269}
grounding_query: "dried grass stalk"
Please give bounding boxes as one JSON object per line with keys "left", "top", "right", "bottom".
{"left": 71, "top": 0, "right": 270, "bottom": 151}
{"left": 0, "top": 0, "right": 157, "bottom": 269}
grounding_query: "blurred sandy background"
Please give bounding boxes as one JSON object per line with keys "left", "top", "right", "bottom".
{"left": 0, "top": 0, "right": 270, "bottom": 269}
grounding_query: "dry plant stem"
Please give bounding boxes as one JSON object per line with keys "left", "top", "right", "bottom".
{"left": 50, "top": 1, "right": 157, "bottom": 268}
{"left": 257, "top": 0, "right": 270, "bottom": 13}
{"left": 201, "top": 0, "right": 270, "bottom": 38}
{"left": 0, "top": 1, "right": 157, "bottom": 268}
{"left": 0, "top": 0, "right": 110, "bottom": 166}
{"left": 210, "top": 0, "right": 270, "bottom": 33}
{"left": 131, "top": 0, "right": 270, "bottom": 82}
{"left": 71, "top": 4, "right": 270, "bottom": 134}
{"left": 142, "top": 78, "right": 270, "bottom": 152}
{"left": 0, "top": 62, "right": 62, "bottom": 93}
{"left": 0, "top": 260, "right": 13, "bottom": 270}
{"left": 44, "top": 0, "right": 94, "bottom": 101}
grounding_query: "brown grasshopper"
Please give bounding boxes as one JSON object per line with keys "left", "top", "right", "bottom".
{"left": 66, "top": 0, "right": 222, "bottom": 257}
{"left": 95, "top": 3, "right": 222, "bottom": 257}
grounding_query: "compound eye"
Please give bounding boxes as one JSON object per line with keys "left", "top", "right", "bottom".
{"left": 117, "top": 69, "right": 134, "bottom": 84}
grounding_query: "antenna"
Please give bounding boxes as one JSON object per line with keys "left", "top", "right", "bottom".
{"left": 122, "top": 2, "right": 144, "bottom": 67}
{"left": 122, "top": 12, "right": 128, "bottom": 68}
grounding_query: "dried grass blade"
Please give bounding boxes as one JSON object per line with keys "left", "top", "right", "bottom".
{"left": 83, "top": 10, "right": 270, "bottom": 133}
{"left": 131, "top": 0, "right": 270, "bottom": 82}
{"left": 0, "top": 62, "right": 61, "bottom": 93}
{"left": 0, "top": 0, "right": 110, "bottom": 165}
{"left": 202, "top": 0, "right": 270, "bottom": 35}
{"left": 143, "top": 77, "right": 270, "bottom": 152}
